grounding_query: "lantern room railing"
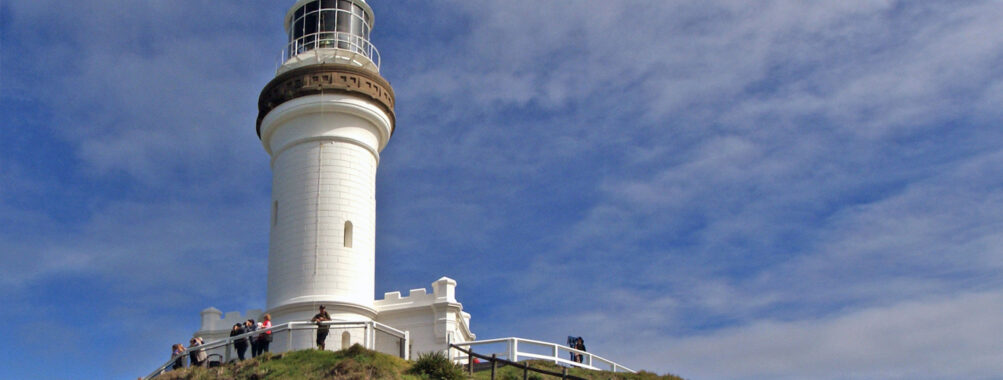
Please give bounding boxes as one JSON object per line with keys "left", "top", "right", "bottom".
{"left": 282, "top": 31, "right": 380, "bottom": 70}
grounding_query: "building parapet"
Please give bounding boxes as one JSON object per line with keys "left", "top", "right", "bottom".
{"left": 375, "top": 277, "right": 458, "bottom": 311}
{"left": 197, "top": 307, "right": 263, "bottom": 334}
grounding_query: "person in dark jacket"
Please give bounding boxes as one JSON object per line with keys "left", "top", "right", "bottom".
{"left": 231, "top": 323, "right": 248, "bottom": 361}
{"left": 246, "top": 319, "right": 259, "bottom": 358}
{"left": 574, "top": 337, "right": 586, "bottom": 363}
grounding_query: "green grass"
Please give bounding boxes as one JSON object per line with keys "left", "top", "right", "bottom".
{"left": 157, "top": 345, "right": 684, "bottom": 380}
{"left": 159, "top": 344, "right": 417, "bottom": 380}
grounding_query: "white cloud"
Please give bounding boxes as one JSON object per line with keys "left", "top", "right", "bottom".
{"left": 647, "top": 291, "right": 1003, "bottom": 380}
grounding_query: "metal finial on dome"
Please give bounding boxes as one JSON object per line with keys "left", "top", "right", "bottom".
{"left": 279, "top": 0, "right": 379, "bottom": 73}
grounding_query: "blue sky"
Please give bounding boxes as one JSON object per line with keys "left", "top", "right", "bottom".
{"left": 2, "top": 0, "right": 1003, "bottom": 379}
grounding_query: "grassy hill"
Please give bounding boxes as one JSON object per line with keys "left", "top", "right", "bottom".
{"left": 157, "top": 345, "right": 684, "bottom": 380}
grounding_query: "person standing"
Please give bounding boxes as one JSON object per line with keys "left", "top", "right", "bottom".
{"left": 171, "top": 343, "right": 186, "bottom": 370}
{"left": 575, "top": 337, "right": 586, "bottom": 363}
{"left": 231, "top": 323, "right": 248, "bottom": 361}
{"left": 246, "top": 319, "right": 260, "bottom": 358}
{"left": 567, "top": 336, "right": 578, "bottom": 362}
{"left": 311, "top": 305, "right": 332, "bottom": 350}
{"left": 188, "top": 337, "right": 207, "bottom": 367}
{"left": 257, "top": 314, "right": 273, "bottom": 354}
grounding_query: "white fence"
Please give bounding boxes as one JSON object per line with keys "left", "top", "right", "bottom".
{"left": 448, "top": 337, "right": 635, "bottom": 373}
{"left": 144, "top": 320, "right": 407, "bottom": 379}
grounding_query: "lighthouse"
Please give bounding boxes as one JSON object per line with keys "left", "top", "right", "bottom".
{"left": 195, "top": 0, "right": 474, "bottom": 358}
{"left": 257, "top": 0, "right": 394, "bottom": 323}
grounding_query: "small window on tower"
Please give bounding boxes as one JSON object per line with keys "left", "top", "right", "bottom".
{"left": 272, "top": 201, "right": 279, "bottom": 226}
{"left": 341, "top": 331, "right": 351, "bottom": 349}
{"left": 344, "top": 221, "right": 353, "bottom": 248}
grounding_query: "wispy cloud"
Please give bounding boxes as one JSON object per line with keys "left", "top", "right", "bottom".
{"left": 650, "top": 291, "right": 1003, "bottom": 379}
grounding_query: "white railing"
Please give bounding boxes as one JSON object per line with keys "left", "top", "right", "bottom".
{"left": 144, "top": 320, "right": 407, "bottom": 379}
{"left": 280, "top": 31, "right": 380, "bottom": 70}
{"left": 448, "top": 337, "right": 635, "bottom": 373}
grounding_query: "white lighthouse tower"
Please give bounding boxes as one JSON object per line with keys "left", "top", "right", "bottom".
{"left": 195, "top": 0, "right": 475, "bottom": 358}
{"left": 257, "top": 0, "right": 394, "bottom": 324}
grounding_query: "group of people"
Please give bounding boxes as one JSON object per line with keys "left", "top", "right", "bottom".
{"left": 229, "top": 313, "right": 274, "bottom": 360}
{"left": 167, "top": 313, "right": 274, "bottom": 370}
{"left": 567, "top": 336, "right": 587, "bottom": 363}
{"left": 169, "top": 337, "right": 207, "bottom": 370}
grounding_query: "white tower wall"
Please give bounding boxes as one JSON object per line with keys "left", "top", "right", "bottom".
{"left": 260, "top": 94, "right": 392, "bottom": 322}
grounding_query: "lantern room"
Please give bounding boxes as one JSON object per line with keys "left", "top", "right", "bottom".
{"left": 280, "top": 0, "right": 379, "bottom": 73}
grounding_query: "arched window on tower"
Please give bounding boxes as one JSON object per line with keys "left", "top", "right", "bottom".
{"left": 272, "top": 201, "right": 279, "bottom": 226}
{"left": 341, "top": 331, "right": 351, "bottom": 349}
{"left": 344, "top": 221, "right": 353, "bottom": 248}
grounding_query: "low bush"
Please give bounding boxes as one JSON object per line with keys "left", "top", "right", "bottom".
{"left": 407, "top": 351, "right": 465, "bottom": 380}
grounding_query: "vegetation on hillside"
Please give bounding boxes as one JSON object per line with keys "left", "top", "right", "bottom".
{"left": 408, "top": 351, "right": 466, "bottom": 380}
{"left": 157, "top": 345, "right": 414, "bottom": 380}
{"left": 156, "top": 344, "right": 684, "bottom": 380}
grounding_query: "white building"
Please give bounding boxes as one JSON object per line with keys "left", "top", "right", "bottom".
{"left": 194, "top": 0, "right": 474, "bottom": 359}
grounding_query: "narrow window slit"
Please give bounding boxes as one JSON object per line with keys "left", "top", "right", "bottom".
{"left": 344, "top": 221, "right": 353, "bottom": 248}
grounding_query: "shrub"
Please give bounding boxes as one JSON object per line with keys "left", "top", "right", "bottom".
{"left": 407, "top": 351, "right": 465, "bottom": 380}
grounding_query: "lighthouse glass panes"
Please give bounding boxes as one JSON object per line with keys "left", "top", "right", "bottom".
{"left": 287, "top": 0, "right": 374, "bottom": 62}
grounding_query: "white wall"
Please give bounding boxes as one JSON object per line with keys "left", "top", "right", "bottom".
{"left": 259, "top": 94, "right": 392, "bottom": 321}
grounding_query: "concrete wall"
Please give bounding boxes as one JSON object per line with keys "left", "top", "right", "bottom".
{"left": 375, "top": 277, "right": 476, "bottom": 358}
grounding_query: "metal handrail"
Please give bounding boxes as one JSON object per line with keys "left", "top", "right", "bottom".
{"left": 450, "top": 344, "right": 590, "bottom": 380}
{"left": 448, "top": 337, "right": 635, "bottom": 373}
{"left": 281, "top": 31, "right": 381, "bottom": 69}
{"left": 143, "top": 320, "right": 407, "bottom": 379}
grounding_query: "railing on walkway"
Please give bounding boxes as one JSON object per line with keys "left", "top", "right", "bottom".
{"left": 450, "top": 344, "right": 591, "bottom": 380}
{"left": 144, "top": 320, "right": 407, "bottom": 379}
{"left": 448, "top": 337, "right": 635, "bottom": 374}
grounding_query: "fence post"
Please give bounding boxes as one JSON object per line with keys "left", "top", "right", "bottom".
{"left": 370, "top": 323, "right": 376, "bottom": 350}
{"left": 522, "top": 362, "right": 528, "bottom": 380}
{"left": 508, "top": 339, "right": 518, "bottom": 362}
{"left": 491, "top": 354, "right": 497, "bottom": 380}
{"left": 224, "top": 338, "right": 232, "bottom": 363}
{"left": 562, "top": 367, "right": 567, "bottom": 379}
{"left": 467, "top": 347, "right": 474, "bottom": 374}
{"left": 552, "top": 344, "right": 559, "bottom": 365}
{"left": 287, "top": 323, "right": 293, "bottom": 352}
{"left": 364, "top": 323, "right": 371, "bottom": 350}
